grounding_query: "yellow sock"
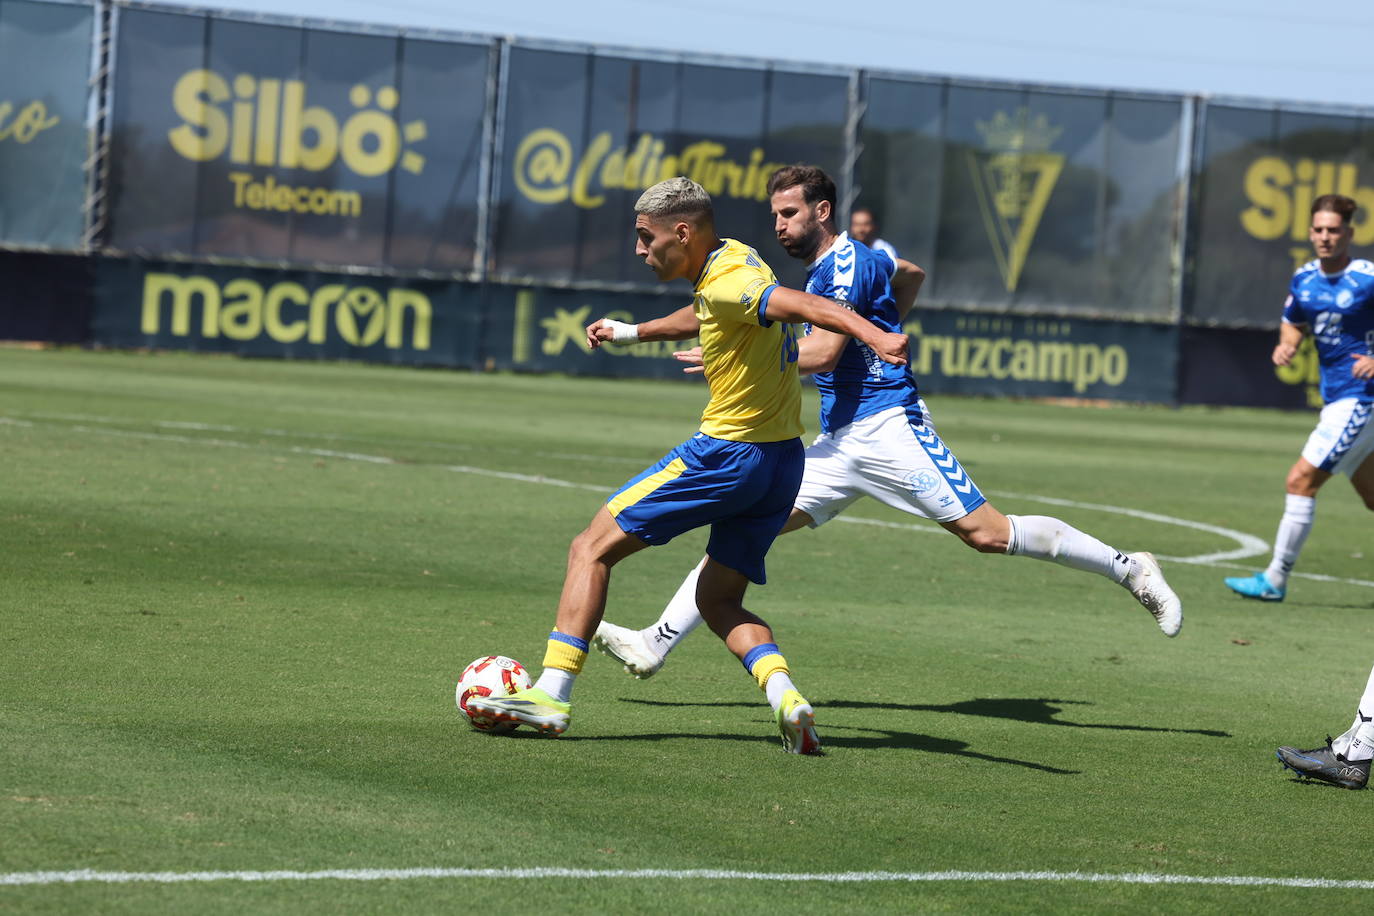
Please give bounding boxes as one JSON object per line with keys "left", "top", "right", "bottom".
{"left": 746, "top": 647, "right": 789, "bottom": 691}
{"left": 543, "top": 631, "right": 588, "bottom": 675}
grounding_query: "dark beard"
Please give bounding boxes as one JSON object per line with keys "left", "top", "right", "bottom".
{"left": 779, "top": 225, "right": 822, "bottom": 262}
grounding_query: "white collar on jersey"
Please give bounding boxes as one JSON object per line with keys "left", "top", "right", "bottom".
{"left": 806, "top": 231, "right": 849, "bottom": 271}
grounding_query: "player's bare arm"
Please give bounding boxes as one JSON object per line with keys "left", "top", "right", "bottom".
{"left": 796, "top": 327, "right": 847, "bottom": 374}
{"left": 671, "top": 327, "right": 846, "bottom": 376}
{"left": 586, "top": 305, "right": 698, "bottom": 349}
{"left": 793, "top": 259, "right": 922, "bottom": 374}
{"left": 1272, "top": 321, "right": 1305, "bottom": 367}
{"left": 1350, "top": 353, "right": 1374, "bottom": 379}
{"left": 890, "top": 258, "right": 926, "bottom": 321}
{"left": 764, "top": 287, "right": 908, "bottom": 366}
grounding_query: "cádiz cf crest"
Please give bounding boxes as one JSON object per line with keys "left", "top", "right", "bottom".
{"left": 967, "top": 109, "right": 1065, "bottom": 292}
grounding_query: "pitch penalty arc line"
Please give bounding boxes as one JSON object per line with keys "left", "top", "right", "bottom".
{"left": 11, "top": 414, "right": 1374, "bottom": 590}
{"left": 3, "top": 867, "right": 1373, "bottom": 889}
{"left": 989, "top": 490, "right": 1271, "bottom": 565}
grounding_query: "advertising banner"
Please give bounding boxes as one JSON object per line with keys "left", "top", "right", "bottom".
{"left": 0, "top": 0, "right": 93, "bottom": 249}
{"left": 486, "top": 283, "right": 698, "bottom": 380}
{"left": 0, "top": 249, "right": 94, "bottom": 341}
{"left": 1178, "top": 324, "right": 1319, "bottom": 409}
{"left": 105, "top": 8, "right": 492, "bottom": 272}
{"left": 483, "top": 282, "right": 1178, "bottom": 402}
{"left": 858, "top": 79, "right": 1184, "bottom": 320}
{"left": 91, "top": 257, "right": 481, "bottom": 366}
{"left": 491, "top": 45, "right": 849, "bottom": 290}
{"left": 904, "top": 308, "right": 1178, "bottom": 403}
{"left": 1190, "top": 102, "right": 1374, "bottom": 327}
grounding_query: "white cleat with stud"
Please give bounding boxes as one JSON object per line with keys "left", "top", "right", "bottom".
{"left": 1127, "top": 551, "right": 1183, "bottom": 637}
{"left": 593, "top": 620, "right": 665, "bottom": 679}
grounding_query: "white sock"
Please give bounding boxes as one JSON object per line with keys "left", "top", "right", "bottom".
{"left": 763, "top": 670, "right": 796, "bottom": 712}
{"left": 534, "top": 668, "right": 575, "bottom": 703}
{"left": 1344, "top": 721, "right": 1374, "bottom": 762}
{"left": 1006, "top": 514, "right": 1132, "bottom": 584}
{"left": 641, "top": 558, "right": 708, "bottom": 659}
{"left": 1331, "top": 664, "right": 1374, "bottom": 761}
{"left": 1264, "top": 494, "right": 1315, "bottom": 588}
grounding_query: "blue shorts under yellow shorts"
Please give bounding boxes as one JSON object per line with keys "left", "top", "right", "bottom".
{"left": 606, "top": 432, "right": 804, "bottom": 585}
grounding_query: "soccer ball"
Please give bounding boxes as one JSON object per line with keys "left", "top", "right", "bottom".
{"left": 456, "top": 655, "right": 532, "bottom": 732}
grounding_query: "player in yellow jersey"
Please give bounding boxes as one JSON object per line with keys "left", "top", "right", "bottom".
{"left": 469, "top": 177, "right": 908, "bottom": 753}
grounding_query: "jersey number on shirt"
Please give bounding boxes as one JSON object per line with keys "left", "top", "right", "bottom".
{"left": 1313, "top": 311, "right": 1342, "bottom": 346}
{"left": 779, "top": 322, "right": 799, "bottom": 372}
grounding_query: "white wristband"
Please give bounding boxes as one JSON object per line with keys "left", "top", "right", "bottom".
{"left": 603, "top": 319, "right": 639, "bottom": 343}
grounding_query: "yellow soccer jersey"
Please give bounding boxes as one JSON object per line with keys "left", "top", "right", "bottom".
{"left": 692, "top": 239, "right": 803, "bottom": 443}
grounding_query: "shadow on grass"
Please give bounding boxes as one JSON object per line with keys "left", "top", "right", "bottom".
{"left": 1281, "top": 776, "right": 1360, "bottom": 791}
{"left": 1218, "top": 594, "right": 1374, "bottom": 611}
{"left": 551, "top": 723, "right": 1079, "bottom": 774}
{"left": 1283, "top": 601, "right": 1374, "bottom": 610}
{"left": 814, "top": 725, "right": 1081, "bottom": 773}
{"left": 620, "top": 696, "right": 1231, "bottom": 738}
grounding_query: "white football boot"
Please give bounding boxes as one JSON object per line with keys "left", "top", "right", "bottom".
{"left": 1126, "top": 552, "right": 1183, "bottom": 637}
{"left": 593, "top": 620, "right": 665, "bottom": 679}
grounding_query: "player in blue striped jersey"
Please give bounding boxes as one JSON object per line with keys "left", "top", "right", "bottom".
{"left": 1225, "top": 194, "right": 1374, "bottom": 602}
{"left": 593, "top": 165, "right": 1182, "bottom": 680}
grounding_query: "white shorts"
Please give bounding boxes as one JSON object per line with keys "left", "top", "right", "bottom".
{"left": 794, "top": 403, "right": 987, "bottom": 527}
{"left": 1302, "top": 398, "right": 1374, "bottom": 475}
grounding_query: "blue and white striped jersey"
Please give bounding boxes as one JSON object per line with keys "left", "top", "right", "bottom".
{"left": 804, "top": 232, "right": 919, "bottom": 433}
{"left": 1282, "top": 258, "right": 1374, "bottom": 404}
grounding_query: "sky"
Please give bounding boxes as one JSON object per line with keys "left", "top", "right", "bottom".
{"left": 154, "top": 0, "right": 1374, "bottom": 110}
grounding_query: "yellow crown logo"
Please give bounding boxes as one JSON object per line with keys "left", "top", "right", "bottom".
{"left": 975, "top": 109, "right": 1062, "bottom": 153}
{"left": 967, "top": 108, "right": 1066, "bottom": 292}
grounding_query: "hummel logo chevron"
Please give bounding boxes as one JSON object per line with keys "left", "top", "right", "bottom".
{"left": 912, "top": 426, "right": 978, "bottom": 496}
{"left": 946, "top": 466, "right": 973, "bottom": 493}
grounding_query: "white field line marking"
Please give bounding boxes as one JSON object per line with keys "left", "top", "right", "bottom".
{"left": 831, "top": 515, "right": 942, "bottom": 533}
{"left": 1207, "top": 563, "right": 1374, "bottom": 589}
{"left": 3, "top": 866, "right": 1374, "bottom": 889}
{"left": 9, "top": 414, "right": 1373, "bottom": 590}
{"left": 991, "top": 490, "right": 1271, "bottom": 565}
{"left": 440, "top": 464, "right": 608, "bottom": 492}
{"left": 990, "top": 491, "right": 1374, "bottom": 588}
{"left": 11, "top": 410, "right": 643, "bottom": 466}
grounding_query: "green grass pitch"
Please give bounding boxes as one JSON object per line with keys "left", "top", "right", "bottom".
{"left": 1, "top": 347, "right": 1371, "bottom": 913}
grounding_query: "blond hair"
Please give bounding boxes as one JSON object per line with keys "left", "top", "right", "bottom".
{"left": 634, "top": 177, "right": 714, "bottom": 224}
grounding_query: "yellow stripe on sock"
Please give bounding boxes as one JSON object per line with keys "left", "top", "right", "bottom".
{"left": 750, "top": 653, "right": 789, "bottom": 691}
{"left": 607, "top": 458, "right": 687, "bottom": 518}
{"left": 543, "top": 638, "right": 587, "bottom": 675}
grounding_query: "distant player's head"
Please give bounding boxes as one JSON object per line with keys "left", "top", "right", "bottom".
{"left": 634, "top": 177, "right": 715, "bottom": 281}
{"left": 849, "top": 207, "right": 880, "bottom": 245}
{"left": 767, "top": 165, "right": 836, "bottom": 262}
{"left": 1310, "top": 194, "right": 1356, "bottom": 262}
